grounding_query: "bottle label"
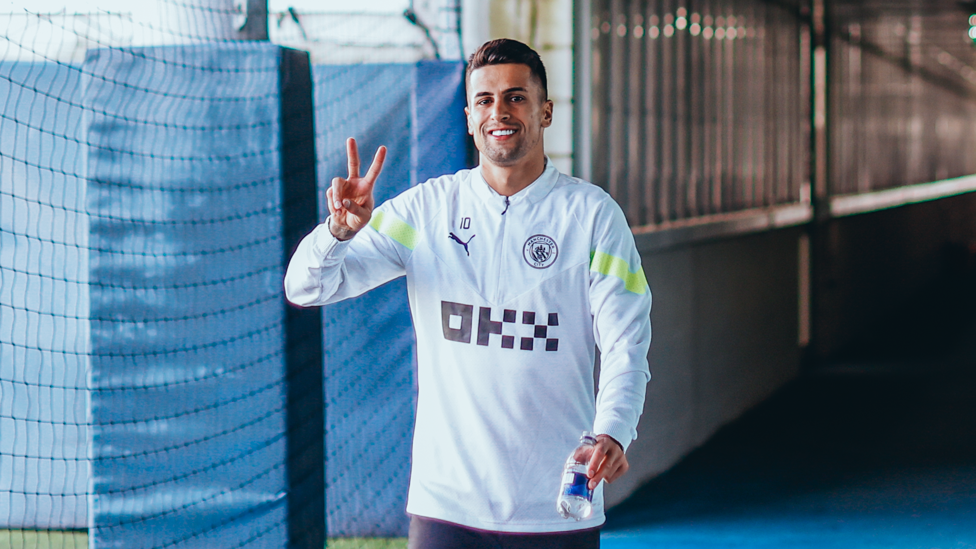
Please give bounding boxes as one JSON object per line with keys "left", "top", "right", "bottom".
{"left": 561, "top": 472, "right": 593, "bottom": 500}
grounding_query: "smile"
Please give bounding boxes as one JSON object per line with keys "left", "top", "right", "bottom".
{"left": 490, "top": 129, "right": 515, "bottom": 136}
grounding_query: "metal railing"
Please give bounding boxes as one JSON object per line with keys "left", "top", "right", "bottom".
{"left": 585, "top": 0, "right": 811, "bottom": 229}
{"left": 830, "top": 5, "right": 976, "bottom": 197}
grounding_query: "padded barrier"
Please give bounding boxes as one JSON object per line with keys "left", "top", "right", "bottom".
{"left": 84, "top": 43, "right": 290, "bottom": 548}
{"left": 1, "top": 50, "right": 468, "bottom": 543}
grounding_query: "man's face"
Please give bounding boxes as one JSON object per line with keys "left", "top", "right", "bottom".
{"left": 465, "top": 63, "right": 553, "bottom": 168}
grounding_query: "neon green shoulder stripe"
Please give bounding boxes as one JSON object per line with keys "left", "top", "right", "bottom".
{"left": 590, "top": 251, "right": 649, "bottom": 295}
{"left": 369, "top": 210, "right": 418, "bottom": 250}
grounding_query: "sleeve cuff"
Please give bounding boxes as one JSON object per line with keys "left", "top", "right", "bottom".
{"left": 593, "top": 418, "right": 635, "bottom": 453}
{"left": 311, "top": 217, "right": 351, "bottom": 261}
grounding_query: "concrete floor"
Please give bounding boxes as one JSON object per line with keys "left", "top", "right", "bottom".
{"left": 603, "top": 322, "right": 976, "bottom": 548}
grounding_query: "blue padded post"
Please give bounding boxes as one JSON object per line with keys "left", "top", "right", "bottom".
{"left": 85, "top": 43, "right": 323, "bottom": 548}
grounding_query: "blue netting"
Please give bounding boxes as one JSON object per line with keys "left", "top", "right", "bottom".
{"left": 1, "top": 36, "right": 468, "bottom": 543}
{"left": 0, "top": 60, "right": 88, "bottom": 531}
{"left": 314, "top": 60, "right": 468, "bottom": 537}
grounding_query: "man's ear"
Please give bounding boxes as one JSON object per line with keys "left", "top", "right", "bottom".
{"left": 541, "top": 100, "right": 554, "bottom": 128}
{"left": 464, "top": 106, "right": 474, "bottom": 135}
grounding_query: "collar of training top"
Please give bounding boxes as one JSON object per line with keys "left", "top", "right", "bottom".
{"left": 470, "top": 157, "right": 559, "bottom": 214}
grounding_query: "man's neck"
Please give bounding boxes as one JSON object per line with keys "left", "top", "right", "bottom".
{"left": 480, "top": 154, "right": 547, "bottom": 197}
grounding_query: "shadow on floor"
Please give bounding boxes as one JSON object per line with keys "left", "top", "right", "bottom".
{"left": 602, "top": 321, "right": 976, "bottom": 549}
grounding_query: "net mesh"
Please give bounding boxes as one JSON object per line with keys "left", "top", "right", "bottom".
{"left": 1, "top": 1, "right": 463, "bottom": 547}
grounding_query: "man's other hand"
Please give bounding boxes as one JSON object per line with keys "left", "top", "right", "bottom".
{"left": 327, "top": 137, "right": 387, "bottom": 241}
{"left": 586, "top": 434, "right": 629, "bottom": 490}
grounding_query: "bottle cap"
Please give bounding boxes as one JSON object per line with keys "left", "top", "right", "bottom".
{"left": 580, "top": 431, "right": 596, "bottom": 444}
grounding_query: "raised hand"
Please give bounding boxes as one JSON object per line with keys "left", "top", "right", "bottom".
{"left": 327, "top": 137, "right": 387, "bottom": 241}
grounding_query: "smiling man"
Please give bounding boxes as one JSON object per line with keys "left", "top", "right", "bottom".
{"left": 284, "top": 39, "right": 651, "bottom": 549}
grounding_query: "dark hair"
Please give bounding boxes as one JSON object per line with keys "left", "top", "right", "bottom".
{"left": 466, "top": 39, "right": 548, "bottom": 100}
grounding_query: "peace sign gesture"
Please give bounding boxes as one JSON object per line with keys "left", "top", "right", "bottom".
{"left": 327, "top": 137, "right": 387, "bottom": 241}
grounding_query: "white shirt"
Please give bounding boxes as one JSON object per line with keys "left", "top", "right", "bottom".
{"left": 285, "top": 160, "right": 651, "bottom": 532}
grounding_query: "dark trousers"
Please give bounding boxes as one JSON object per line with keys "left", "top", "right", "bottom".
{"left": 407, "top": 515, "right": 600, "bottom": 549}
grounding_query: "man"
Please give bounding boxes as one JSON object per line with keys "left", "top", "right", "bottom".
{"left": 285, "top": 39, "right": 651, "bottom": 548}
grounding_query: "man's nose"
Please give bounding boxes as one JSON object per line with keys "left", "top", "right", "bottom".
{"left": 490, "top": 102, "right": 510, "bottom": 121}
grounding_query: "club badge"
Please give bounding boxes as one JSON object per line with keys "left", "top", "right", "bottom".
{"left": 523, "top": 235, "right": 558, "bottom": 269}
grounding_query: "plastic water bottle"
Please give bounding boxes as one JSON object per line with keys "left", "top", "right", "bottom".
{"left": 556, "top": 431, "right": 596, "bottom": 520}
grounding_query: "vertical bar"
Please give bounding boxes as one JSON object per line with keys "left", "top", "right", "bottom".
{"left": 673, "top": 5, "right": 688, "bottom": 219}
{"left": 764, "top": 7, "right": 776, "bottom": 208}
{"left": 237, "top": 0, "right": 270, "bottom": 40}
{"left": 807, "top": 0, "right": 826, "bottom": 363}
{"left": 700, "top": 0, "right": 714, "bottom": 214}
{"left": 797, "top": 18, "right": 811, "bottom": 203}
{"left": 627, "top": 0, "right": 645, "bottom": 225}
{"left": 767, "top": 5, "right": 778, "bottom": 207}
{"left": 813, "top": 47, "right": 828, "bottom": 205}
{"left": 710, "top": 6, "right": 724, "bottom": 213}
{"left": 798, "top": 232, "right": 811, "bottom": 347}
{"left": 644, "top": 0, "right": 660, "bottom": 224}
{"left": 755, "top": 3, "right": 767, "bottom": 205}
{"left": 722, "top": 3, "right": 735, "bottom": 211}
{"left": 574, "top": 0, "right": 594, "bottom": 182}
{"left": 779, "top": 4, "right": 790, "bottom": 205}
{"left": 834, "top": 23, "right": 849, "bottom": 195}
{"left": 740, "top": 4, "right": 752, "bottom": 210}
{"left": 592, "top": 1, "right": 610, "bottom": 189}
{"left": 777, "top": 5, "right": 791, "bottom": 205}
{"left": 729, "top": 5, "right": 742, "bottom": 210}
{"left": 660, "top": 0, "right": 674, "bottom": 221}
{"left": 279, "top": 48, "right": 325, "bottom": 549}
{"left": 850, "top": 30, "right": 860, "bottom": 195}
{"left": 812, "top": 0, "right": 829, "bottom": 218}
{"left": 886, "top": 46, "right": 897, "bottom": 190}
{"left": 609, "top": 0, "right": 629, "bottom": 204}
{"left": 740, "top": 1, "right": 756, "bottom": 210}
{"left": 688, "top": 2, "right": 704, "bottom": 218}
{"left": 752, "top": 4, "right": 766, "bottom": 210}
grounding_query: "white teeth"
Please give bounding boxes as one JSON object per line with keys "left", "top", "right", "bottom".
{"left": 491, "top": 129, "right": 515, "bottom": 136}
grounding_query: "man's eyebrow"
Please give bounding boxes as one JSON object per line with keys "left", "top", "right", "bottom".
{"left": 474, "top": 87, "right": 529, "bottom": 98}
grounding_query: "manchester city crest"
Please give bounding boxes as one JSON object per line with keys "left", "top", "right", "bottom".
{"left": 523, "top": 235, "right": 558, "bottom": 269}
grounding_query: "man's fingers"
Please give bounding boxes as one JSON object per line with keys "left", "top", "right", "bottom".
{"left": 588, "top": 455, "right": 621, "bottom": 489}
{"left": 326, "top": 187, "right": 337, "bottom": 216}
{"left": 364, "top": 145, "right": 387, "bottom": 184}
{"left": 611, "top": 459, "right": 630, "bottom": 482}
{"left": 346, "top": 137, "right": 360, "bottom": 179}
{"left": 331, "top": 177, "right": 346, "bottom": 210}
{"left": 587, "top": 439, "right": 629, "bottom": 489}
{"left": 586, "top": 446, "right": 607, "bottom": 486}
{"left": 342, "top": 199, "right": 370, "bottom": 221}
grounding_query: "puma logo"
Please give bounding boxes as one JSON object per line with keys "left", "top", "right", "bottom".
{"left": 449, "top": 232, "right": 475, "bottom": 256}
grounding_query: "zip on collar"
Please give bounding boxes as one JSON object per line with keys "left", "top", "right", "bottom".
{"left": 470, "top": 158, "right": 559, "bottom": 215}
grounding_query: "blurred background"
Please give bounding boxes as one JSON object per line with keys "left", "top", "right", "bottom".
{"left": 1, "top": 0, "right": 975, "bottom": 547}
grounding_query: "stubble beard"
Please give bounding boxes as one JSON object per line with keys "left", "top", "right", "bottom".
{"left": 479, "top": 130, "right": 538, "bottom": 167}
{"left": 481, "top": 142, "right": 524, "bottom": 166}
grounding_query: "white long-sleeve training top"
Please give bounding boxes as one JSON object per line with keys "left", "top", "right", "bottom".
{"left": 284, "top": 159, "right": 652, "bottom": 533}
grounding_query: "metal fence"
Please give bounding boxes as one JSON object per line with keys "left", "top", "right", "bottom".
{"left": 586, "top": 0, "right": 811, "bottom": 228}
{"left": 829, "top": 3, "right": 976, "bottom": 195}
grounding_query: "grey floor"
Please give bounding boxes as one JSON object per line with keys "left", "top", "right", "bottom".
{"left": 603, "top": 314, "right": 976, "bottom": 548}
